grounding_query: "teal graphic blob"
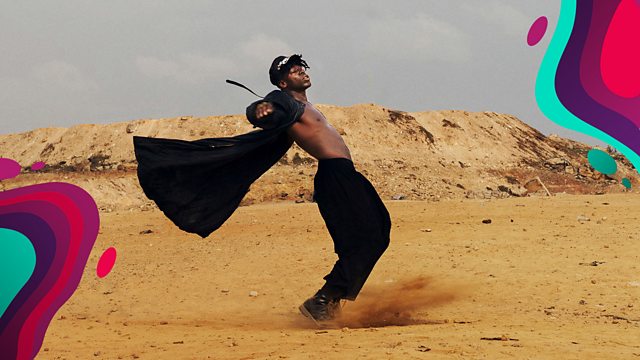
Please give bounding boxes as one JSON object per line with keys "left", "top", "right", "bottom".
{"left": 0, "top": 228, "right": 36, "bottom": 318}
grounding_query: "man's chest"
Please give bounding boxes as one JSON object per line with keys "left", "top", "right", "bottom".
{"left": 300, "top": 104, "right": 327, "bottom": 124}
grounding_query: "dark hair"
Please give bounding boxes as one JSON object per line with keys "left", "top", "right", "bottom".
{"left": 269, "top": 54, "right": 309, "bottom": 87}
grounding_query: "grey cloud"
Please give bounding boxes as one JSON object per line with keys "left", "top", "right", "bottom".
{"left": 366, "top": 13, "right": 471, "bottom": 63}
{"left": 31, "top": 60, "right": 98, "bottom": 93}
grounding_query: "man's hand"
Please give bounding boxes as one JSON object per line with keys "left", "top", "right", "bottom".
{"left": 255, "top": 102, "right": 274, "bottom": 119}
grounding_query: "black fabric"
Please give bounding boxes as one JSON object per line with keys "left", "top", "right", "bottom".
{"left": 313, "top": 158, "right": 391, "bottom": 301}
{"left": 133, "top": 90, "right": 305, "bottom": 238}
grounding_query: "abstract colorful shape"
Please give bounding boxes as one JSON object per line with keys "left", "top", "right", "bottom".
{"left": 96, "top": 247, "right": 117, "bottom": 278}
{"left": 528, "top": 16, "right": 549, "bottom": 46}
{"left": 535, "top": 0, "right": 640, "bottom": 173}
{"left": 601, "top": 0, "right": 640, "bottom": 98}
{"left": 587, "top": 149, "right": 617, "bottom": 175}
{"left": 0, "top": 158, "right": 21, "bottom": 180}
{"left": 0, "top": 228, "right": 36, "bottom": 319}
{"left": 0, "top": 182, "right": 100, "bottom": 360}
{"left": 30, "top": 162, "right": 46, "bottom": 171}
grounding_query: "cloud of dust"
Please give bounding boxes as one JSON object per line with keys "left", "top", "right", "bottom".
{"left": 332, "top": 276, "right": 466, "bottom": 328}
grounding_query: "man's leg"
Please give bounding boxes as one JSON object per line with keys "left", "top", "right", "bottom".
{"left": 313, "top": 159, "right": 391, "bottom": 301}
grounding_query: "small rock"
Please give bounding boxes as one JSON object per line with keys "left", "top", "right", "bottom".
{"left": 94, "top": 351, "right": 101, "bottom": 357}
{"left": 221, "top": 289, "right": 230, "bottom": 293}
{"left": 159, "top": 321, "right": 168, "bottom": 325}
{"left": 482, "top": 219, "right": 492, "bottom": 224}
{"left": 295, "top": 199, "right": 304, "bottom": 203}
{"left": 579, "top": 299, "right": 587, "bottom": 305}
{"left": 139, "top": 229, "right": 153, "bottom": 234}
{"left": 172, "top": 340, "right": 184, "bottom": 344}
{"left": 420, "top": 228, "right": 432, "bottom": 232}
{"left": 391, "top": 194, "right": 406, "bottom": 200}
{"left": 576, "top": 215, "right": 590, "bottom": 222}
{"left": 249, "top": 291, "right": 259, "bottom": 297}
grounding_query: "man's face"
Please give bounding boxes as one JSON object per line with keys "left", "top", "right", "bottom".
{"left": 279, "top": 65, "right": 311, "bottom": 91}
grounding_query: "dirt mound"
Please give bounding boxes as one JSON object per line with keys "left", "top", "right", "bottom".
{"left": 0, "top": 105, "right": 636, "bottom": 212}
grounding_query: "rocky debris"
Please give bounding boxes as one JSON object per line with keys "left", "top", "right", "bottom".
{"left": 441, "top": 118, "right": 461, "bottom": 129}
{"left": 391, "top": 194, "right": 406, "bottom": 200}
{"left": 498, "top": 184, "right": 527, "bottom": 197}
{"left": 544, "top": 157, "right": 571, "bottom": 171}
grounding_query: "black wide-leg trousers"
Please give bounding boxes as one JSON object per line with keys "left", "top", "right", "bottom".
{"left": 313, "top": 158, "right": 391, "bottom": 301}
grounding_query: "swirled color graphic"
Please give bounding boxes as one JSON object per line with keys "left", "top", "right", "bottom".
{"left": 0, "top": 182, "right": 100, "bottom": 360}
{"left": 535, "top": 0, "right": 640, "bottom": 172}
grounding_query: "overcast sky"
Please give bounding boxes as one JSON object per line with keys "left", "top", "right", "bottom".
{"left": 0, "top": 1, "right": 604, "bottom": 146}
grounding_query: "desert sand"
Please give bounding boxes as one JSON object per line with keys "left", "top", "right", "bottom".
{"left": 1, "top": 104, "right": 635, "bottom": 359}
{"left": 39, "top": 193, "right": 640, "bottom": 360}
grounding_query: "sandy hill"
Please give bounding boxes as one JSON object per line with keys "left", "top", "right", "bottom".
{"left": 0, "top": 104, "right": 636, "bottom": 212}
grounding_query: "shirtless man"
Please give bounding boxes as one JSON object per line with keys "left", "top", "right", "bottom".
{"left": 253, "top": 55, "right": 391, "bottom": 324}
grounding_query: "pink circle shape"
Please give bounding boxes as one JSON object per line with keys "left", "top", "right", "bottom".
{"left": 31, "top": 161, "right": 46, "bottom": 171}
{"left": 0, "top": 158, "right": 22, "bottom": 180}
{"left": 601, "top": 0, "right": 640, "bottom": 98}
{"left": 96, "top": 247, "right": 117, "bottom": 278}
{"left": 527, "top": 16, "right": 548, "bottom": 46}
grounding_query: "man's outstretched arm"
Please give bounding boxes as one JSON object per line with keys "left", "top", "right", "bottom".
{"left": 246, "top": 100, "right": 287, "bottom": 129}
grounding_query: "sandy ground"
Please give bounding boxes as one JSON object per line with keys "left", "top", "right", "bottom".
{"left": 38, "top": 193, "right": 640, "bottom": 360}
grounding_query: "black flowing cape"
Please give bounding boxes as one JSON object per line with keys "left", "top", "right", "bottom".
{"left": 133, "top": 90, "right": 305, "bottom": 238}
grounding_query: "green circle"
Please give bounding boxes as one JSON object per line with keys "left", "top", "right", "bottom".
{"left": 622, "top": 178, "right": 632, "bottom": 189}
{"left": 587, "top": 149, "right": 617, "bottom": 175}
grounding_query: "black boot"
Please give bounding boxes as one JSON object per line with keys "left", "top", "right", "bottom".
{"left": 299, "top": 292, "right": 341, "bottom": 323}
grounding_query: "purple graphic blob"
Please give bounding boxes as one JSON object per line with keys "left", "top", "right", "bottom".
{"left": 0, "top": 158, "right": 21, "bottom": 180}
{"left": 30, "top": 162, "right": 46, "bottom": 171}
{"left": 579, "top": 0, "right": 640, "bottom": 126}
{"left": 555, "top": 0, "right": 640, "bottom": 157}
{"left": 528, "top": 16, "right": 548, "bottom": 46}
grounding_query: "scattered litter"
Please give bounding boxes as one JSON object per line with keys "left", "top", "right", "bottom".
{"left": 577, "top": 215, "right": 590, "bottom": 222}
{"left": 579, "top": 261, "right": 605, "bottom": 266}
{"left": 481, "top": 336, "right": 519, "bottom": 341}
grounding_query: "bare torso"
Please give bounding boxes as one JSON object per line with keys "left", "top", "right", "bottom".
{"left": 286, "top": 101, "right": 352, "bottom": 160}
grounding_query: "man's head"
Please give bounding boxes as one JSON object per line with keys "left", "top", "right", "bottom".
{"left": 269, "top": 54, "right": 311, "bottom": 90}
